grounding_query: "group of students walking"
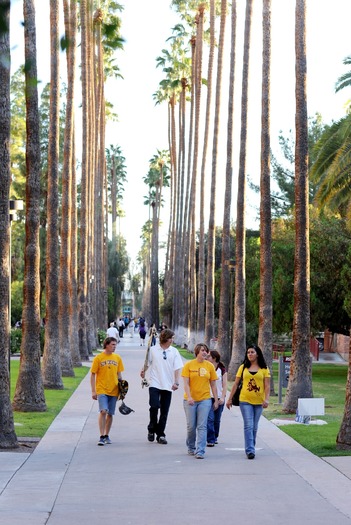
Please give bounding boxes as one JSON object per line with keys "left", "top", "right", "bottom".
{"left": 90, "top": 327, "right": 270, "bottom": 459}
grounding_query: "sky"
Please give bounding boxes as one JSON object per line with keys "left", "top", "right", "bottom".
{"left": 10, "top": 0, "right": 351, "bottom": 264}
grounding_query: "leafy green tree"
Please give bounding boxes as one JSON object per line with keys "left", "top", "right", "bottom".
{"left": 266, "top": 114, "right": 326, "bottom": 218}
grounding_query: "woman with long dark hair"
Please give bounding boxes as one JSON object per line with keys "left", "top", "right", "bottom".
{"left": 226, "top": 344, "right": 270, "bottom": 459}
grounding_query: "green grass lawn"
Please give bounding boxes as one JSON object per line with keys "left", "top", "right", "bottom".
{"left": 10, "top": 360, "right": 90, "bottom": 438}
{"left": 263, "top": 363, "right": 351, "bottom": 457}
{"left": 178, "top": 348, "right": 351, "bottom": 458}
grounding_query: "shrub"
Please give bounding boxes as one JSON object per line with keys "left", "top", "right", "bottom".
{"left": 97, "top": 329, "right": 106, "bottom": 347}
{"left": 10, "top": 328, "right": 22, "bottom": 354}
{"left": 10, "top": 327, "right": 45, "bottom": 355}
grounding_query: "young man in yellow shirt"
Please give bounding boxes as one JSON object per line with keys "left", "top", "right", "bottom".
{"left": 91, "top": 337, "right": 125, "bottom": 445}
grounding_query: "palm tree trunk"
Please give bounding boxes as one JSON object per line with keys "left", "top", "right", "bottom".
{"left": 13, "top": 0, "right": 46, "bottom": 411}
{"left": 78, "top": 0, "right": 90, "bottom": 360}
{"left": 59, "top": 0, "right": 80, "bottom": 370}
{"left": 258, "top": 0, "right": 273, "bottom": 388}
{"left": 204, "top": 0, "right": 227, "bottom": 346}
{"left": 283, "top": 0, "right": 312, "bottom": 412}
{"left": 217, "top": 0, "right": 237, "bottom": 368}
{"left": 42, "top": 0, "right": 67, "bottom": 386}
{"left": 197, "top": 0, "right": 215, "bottom": 339}
{"left": 0, "top": 0, "right": 18, "bottom": 447}
{"left": 228, "top": 0, "right": 253, "bottom": 380}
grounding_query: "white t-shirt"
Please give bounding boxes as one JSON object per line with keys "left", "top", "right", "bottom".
{"left": 148, "top": 343, "right": 183, "bottom": 391}
{"left": 107, "top": 326, "right": 119, "bottom": 340}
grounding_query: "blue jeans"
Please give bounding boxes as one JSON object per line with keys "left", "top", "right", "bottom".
{"left": 207, "top": 400, "right": 224, "bottom": 444}
{"left": 148, "top": 387, "right": 172, "bottom": 438}
{"left": 183, "top": 398, "right": 212, "bottom": 457}
{"left": 240, "top": 402, "right": 263, "bottom": 455}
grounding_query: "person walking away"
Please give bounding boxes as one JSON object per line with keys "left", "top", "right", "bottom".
{"left": 140, "top": 329, "right": 183, "bottom": 445}
{"left": 90, "top": 337, "right": 125, "bottom": 446}
{"left": 106, "top": 321, "right": 120, "bottom": 343}
{"left": 148, "top": 323, "right": 158, "bottom": 346}
{"left": 128, "top": 318, "right": 135, "bottom": 337}
{"left": 207, "top": 350, "right": 227, "bottom": 446}
{"left": 117, "top": 318, "right": 125, "bottom": 338}
{"left": 182, "top": 343, "right": 218, "bottom": 459}
{"left": 139, "top": 322, "right": 147, "bottom": 346}
{"left": 226, "top": 344, "right": 270, "bottom": 459}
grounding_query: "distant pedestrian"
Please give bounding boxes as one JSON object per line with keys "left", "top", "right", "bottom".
{"left": 148, "top": 323, "right": 158, "bottom": 346}
{"left": 226, "top": 344, "right": 270, "bottom": 459}
{"left": 182, "top": 343, "right": 218, "bottom": 459}
{"left": 140, "top": 329, "right": 183, "bottom": 445}
{"left": 106, "top": 321, "right": 120, "bottom": 342}
{"left": 128, "top": 318, "right": 135, "bottom": 337}
{"left": 206, "top": 350, "right": 227, "bottom": 447}
{"left": 90, "top": 337, "right": 125, "bottom": 446}
{"left": 139, "top": 323, "right": 147, "bottom": 346}
{"left": 118, "top": 318, "right": 125, "bottom": 338}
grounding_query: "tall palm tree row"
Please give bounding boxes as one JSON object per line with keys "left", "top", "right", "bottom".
{"left": 0, "top": 1, "right": 127, "bottom": 448}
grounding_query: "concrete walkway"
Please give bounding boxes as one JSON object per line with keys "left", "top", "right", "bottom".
{"left": 1, "top": 336, "right": 351, "bottom": 524}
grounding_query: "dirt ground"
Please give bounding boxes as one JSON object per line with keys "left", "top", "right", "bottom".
{"left": 0, "top": 437, "right": 40, "bottom": 454}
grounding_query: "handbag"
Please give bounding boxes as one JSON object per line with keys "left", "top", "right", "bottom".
{"left": 232, "top": 367, "right": 244, "bottom": 406}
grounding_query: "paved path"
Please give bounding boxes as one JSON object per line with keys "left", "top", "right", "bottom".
{"left": 1, "top": 336, "right": 351, "bottom": 524}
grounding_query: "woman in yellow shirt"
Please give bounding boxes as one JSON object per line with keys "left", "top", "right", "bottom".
{"left": 226, "top": 344, "right": 270, "bottom": 460}
{"left": 182, "top": 343, "right": 218, "bottom": 459}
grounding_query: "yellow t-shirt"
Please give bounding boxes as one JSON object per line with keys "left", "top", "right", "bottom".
{"left": 182, "top": 359, "right": 218, "bottom": 402}
{"left": 237, "top": 364, "right": 270, "bottom": 405}
{"left": 91, "top": 352, "right": 125, "bottom": 396}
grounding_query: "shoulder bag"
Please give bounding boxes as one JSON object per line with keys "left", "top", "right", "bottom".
{"left": 232, "top": 366, "right": 244, "bottom": 406}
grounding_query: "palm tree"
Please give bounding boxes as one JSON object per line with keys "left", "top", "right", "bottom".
{"left": 13, "top": 0, "right": 46, "bottom": 412}
{"left": 197, "top": 0, "right": 215, "bottom": 341}
{"left": 42, "top": 0, "right": 67, "bottom": 387}
{"left": 283, "top": 0, "right": 313, "bottom": 412}
{"left": 217, "top": 0, "right": 237, "bottom": 367}
{"left": 310, "top": 115, "right": 351, "bottom": 217}
{"left": 228, "top": 0, "right": 254, "bottom": 380}
{"left": 78, "top": 0, "right": 90, "bottom": 361}
{"left": 60, "top": 0, "right": 81, "bottom": 369}
{"left": 0, "top": 0, "right": 18, "bottom": 448}
{"left": 204, "top": 0, "right": 227, "bottom": 347}
{"left": 144, "top": 151, "right": 170, "bottom": 327}
{"left": 258, "top": 0, "right": 273, "bottom": 383}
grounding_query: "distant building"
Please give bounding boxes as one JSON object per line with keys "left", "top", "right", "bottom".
{"left": 121, "top": 290, "right": 133, "bottom": 318}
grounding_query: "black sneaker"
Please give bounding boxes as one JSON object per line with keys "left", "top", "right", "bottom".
{"left": 157, "top": 436, "right": 168, "bottom": 445}
{"left": 97, "top": 436, "right": 105, "bottom": 446}
{"left": 247, "top": 452, "right": 255, "bottom": 459}
{"left": 148, "top": 432, "right": 155, "bottom": 442}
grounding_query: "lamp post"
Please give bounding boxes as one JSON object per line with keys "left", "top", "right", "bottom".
{"left": 8, "top": 199, "right": 24, "bottom": 380}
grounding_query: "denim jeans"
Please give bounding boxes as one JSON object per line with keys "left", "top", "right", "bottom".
{"left": 207, "top": 400, "right": 224, "bottom": 444}
{"left": 148, "top": 387, "right": 172, "bottom": 438}
{"left": 240, "top": 402, "right": 263, "bottom": 455}
{"left": 183, "top": 398, "right": 212, "bottom": 457}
